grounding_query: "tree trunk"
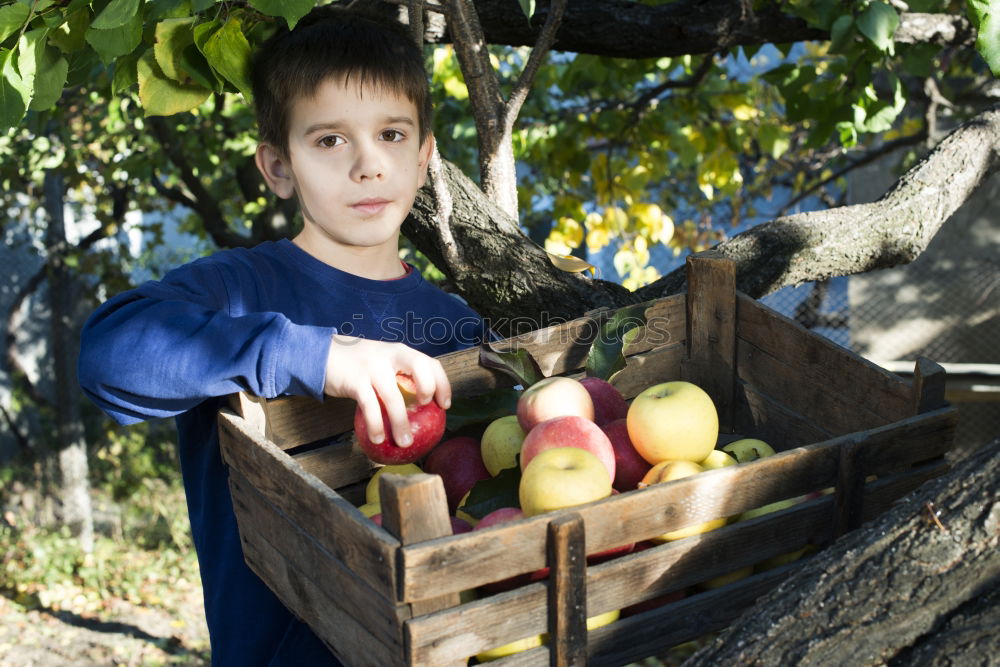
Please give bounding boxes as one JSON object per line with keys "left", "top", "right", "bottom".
{"left": 684, "top": 437, "right": 1000, "bottom": 666}
{"left": 44, "top": 169, "right": 94, "bottom": 554}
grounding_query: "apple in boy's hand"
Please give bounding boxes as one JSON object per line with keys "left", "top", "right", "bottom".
{"left": 480, "top": 415, "right": 527, "bottom": 476}
{"left": 520, "top": 415, "right": 616, "bottom": 482}
{"left": 353, "top": 375, "right": 445, "bottom": 465}
{"left": 627, "top": 380, "right": 718, "bottom": 464}
{"left": 722, "top": 438, "right": 776, "bottom": 463}
{"left": 601, "top": 418, "right": 652, "bottom": 492}
{"left": 579, "top": 377, "right": 629, "bottom": 426}
{"left": 422, "top": 436, "right": 491, "bottom": 513}
{"left": 519, "top": 446, "right": 612, "bottom": 517}
{"left": 516, "top": 376, "right": 594, "bottom": 432}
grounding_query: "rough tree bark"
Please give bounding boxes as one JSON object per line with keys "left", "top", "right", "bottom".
{"left": 685, "top": 437, "right": 1000, "bottom": 666}
{"left": 404, "top": 104, "right": 1000, "bottom": 331}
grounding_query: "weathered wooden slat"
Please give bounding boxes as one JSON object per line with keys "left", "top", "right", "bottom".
{"left": 218, "top": 410, "right": 400, "bottom": 599}
{"left": 737, "top": 294, "right": 913, "bottom": 424}
{"left": 399, "top": 408, "right": 955, "bottom": 602}
{"left": 239, "top": 523, "right": 402, "bottom": 667}
{"left": 610, "top": 342, "right": 685, "bottom": 400}
{"left": 547, "top": 514, "right": 588, "bottom": 667}
{"left": 734, "top": 380, "right": 833, "bottom": 451}
{"left": 912, "top": 356, "right": 948, "bottom": 415}
{"left": 229, "top": 469, "right": 407, "bottom": 650}
{"left": 683, "top": 251, "right": 737, "bottom": 430}
{"left": 293, "top": 435, "right": 375, "bottom": 490}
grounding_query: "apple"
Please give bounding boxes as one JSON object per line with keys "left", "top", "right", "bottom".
{"left": 451, "top": 516, "right": 474, "bottom": 534}
{"left": 722, "top": 438, "right": 776, "bottom": 463}
{"left": 601, "top": 418, "right": 652, "bottom": 492}
{"left": 475, "top": 633, "right": 544, "bottom": 662}
{"left": 520, "top": 415, "right": 616, "bottom": 482}
{"left": 516, "top": 376, "right": 594, "bottom": 432}
{"left": 358, "top": 501, "right": 381, "bottom": 519}
{"left": 480, "top": 415, "right": 527, "bottom": 476}
{"left": 519, "top": 447, "right": 612, "bottom": 517}
{"left": 354, "top": 375, "right": 446, "bottom": 465}
{"left": 579, "top": 376, "right": 629, "bottom": 426}
{"left": 639, "top": 460, "right": 727, "bottom": 541}
{"left": 627, "top": 381, "right": 718, "bottom": 464}
{"left": 365, "top": 463, "right": 423, "bottom": 505}
{"left": 422, "top": 436, "right": 491, "bottom": 513}
{"left": 700, "top": 449, "right": 739, "bottom": 470}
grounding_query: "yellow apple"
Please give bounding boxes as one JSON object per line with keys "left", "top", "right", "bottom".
{"left": 700, "top": 449, "right": 738, "bottom": 470}
{"left": 365, "top": 463, "right": 422, "bottom": 505}
{"left": 722, "top": 438, "right": 775, "bottom": 463}
{"left": 358, "top": 501, "right": 381, "bottom": 519}
{"left": 586, "top": 608, "right": 620, "bottom": 629}
{"left": 519, "top": 447, "right": 612, "bottom": 517}
{"left": 480, "top": 415, "right": 527, "bottom": 476}
{"left": 475, "top": 633, "right": 544, "bottom": 662}
{"left": 455, "top": 490, "right": 479, "bottom": 527}
{"left": 639, "top": 460, "right": 727, "bottom": 541}
{"left": 627, "top": 381, "right": 718, "bottom": 464}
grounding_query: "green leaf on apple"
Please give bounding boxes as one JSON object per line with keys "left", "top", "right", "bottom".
{"left": 479, "top": 341, "right": 546, "bottom": 388}
{"left": 460, "top": 463, "right": 522, "bottom": 520}
{"left": 445, "top": 387, "right": 521, "bottom": 431}
{"left": 585, "top": 302, "right": 648, "bottom": 381}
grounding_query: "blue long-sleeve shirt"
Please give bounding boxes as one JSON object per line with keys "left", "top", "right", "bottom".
{"left": 79, "top": 239, "right": 486, "bottom": 666}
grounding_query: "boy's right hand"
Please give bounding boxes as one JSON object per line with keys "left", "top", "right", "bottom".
{"left": 323, "top": 335, "right": 451, "bottom": 448}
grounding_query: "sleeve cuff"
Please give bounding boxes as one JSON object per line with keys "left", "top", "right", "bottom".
{"left": 271, "top": 323, "right": 338, "bottom": 401}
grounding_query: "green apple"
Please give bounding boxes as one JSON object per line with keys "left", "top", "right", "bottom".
{"left": 519, "top": 447, "right": 612, "bottom": 517}
{"left": 626, "top": 381, "right": 718, "bottom": 464}
{"left": 639, "top": 460, "right": 727, "bottom": 541}
{"left": 722, "top": 438, "right": 775, "bottom": 463}
{"left": 365, "top": 463, "right": 423, "bottom": 504}
{"left": 480, "top": 415, "right": 527, "bottom": 476}
{"left": 700, "top": 449, "right": 738, "bottom": 470}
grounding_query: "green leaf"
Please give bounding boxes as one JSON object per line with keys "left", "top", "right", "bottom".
{"left": 829, "top": 14, "right": 854, "bottom": 53}
{"left": 137, "top": 47, "right": 211, "bottom": 116}
{"left": 21, "top": 34, "right": 67, "bottom": 110}
{"left": 857, "top": 2, "right": 899, "bottom": 55}
{"left": 968, "top": 0, "right": 1000, "bottom": 76}
{"left": 518, "top": 0, "right": 536, "bottom": 21}
{"left": 200, "top": 16, "right": 252, "bottom": 99}
{"left": 112, "top": 49, "right": 141, "bottom": 94}
{"left": 248, "top": 0, "right": 314, "bottom": 30}
{"left": 91, "top": 0, "right": 141, "bottom": 30}
{"left": 85, "top": 11, "right": 142, "bottom": 64}
{"left": 154, "top": 17, "right": 195, "bottom": 83}
{"left": 48, "top": 8, "right": 90, "bottom": 53}
{"left": 179, "top": 41, "right": 219, "bottom": 91}
{"left": 445, "top": 387, "right": 521, "bottom": 432}
{"left": 479, "top": 342, "right": 545, "bottom": 389}
{"left": 585, "top": 303, "right": 648, "bottom": 382}
{"left": 459, "top": 464, "right": 522, "bottom": 521}
{"left": 0, "top": 48, "right": 30, "bottom": 132}
{"left": 0, "top": 3, "right": 30, "bottom": 44}
{"left": 192, "top": 0, "right": 217, "bottom": 11}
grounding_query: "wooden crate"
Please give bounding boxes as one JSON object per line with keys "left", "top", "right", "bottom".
{"left": 218, "top": 252, "right": 958, "bottom": 666}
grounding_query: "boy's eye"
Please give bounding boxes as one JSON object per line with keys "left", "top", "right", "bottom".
{"left": 318, "top": 135, "right": 343, "bottom": 148}
{"left": 380, "top": 129, "right": 405, "bottom": 142}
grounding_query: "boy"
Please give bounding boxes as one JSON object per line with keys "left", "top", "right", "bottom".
{"left": 79, "top": 7, "right": 486, "bottom": 665}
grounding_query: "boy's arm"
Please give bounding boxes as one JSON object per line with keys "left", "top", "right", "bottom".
{"left": 78, "top": 261, "right": 334, "bottom": 425}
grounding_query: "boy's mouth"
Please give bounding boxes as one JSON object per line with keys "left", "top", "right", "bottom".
{"left": 352, "top": 197, "right": 390, "bottom": 215}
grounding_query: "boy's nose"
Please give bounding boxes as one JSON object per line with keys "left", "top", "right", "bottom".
{"left": 351, "top": 144, "right": 385, "bottom": 182}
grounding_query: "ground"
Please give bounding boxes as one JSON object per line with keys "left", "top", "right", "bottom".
{"left": 0, "top": 586, "right": 208, "bottom": 667}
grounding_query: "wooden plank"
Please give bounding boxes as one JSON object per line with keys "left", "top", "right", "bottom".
{"left": 378, "top": 474, "right": 462, "bottom": 619}
{"left": 229, "top": 469, "right": 407, "bottom": 651}
{"left": 610, "top": 342, "right": 685, "bottom": 401}
{"left": 239, "top": 522, "right": 402, "bottom": 667}
{"left": 399, "top": 408, "right": 955, "bottom": 602}
{"left": 547, "top": 515, "right": 587, "bottom": 667}
{"left": 862, "top": 459, "right": 951, "bottom": 521}
{"left": 834, "top": 439, "right": 865, "bottom": 538}
{"left": 912, "top": 356, "right": 948, "bottom": 415}
{"left": 217, "top": 410, "right": 400, "bottom": 599}
{"left": 737, "top": 294, "right": 913, "bottom": 423}
{"left": 293, "top": 435, "right": 376, "bottom": 490}
{"left": 733, "top": 380, "right": 833, "bottom": 451}
{"left": 683, "top": 251, "right": 737, "bottom": 430}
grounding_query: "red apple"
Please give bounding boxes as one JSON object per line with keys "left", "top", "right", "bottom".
{"left": 353, "top": 375, "right": 446, "bottom": 465}
{"left": 519, "top": 415, "right": 616, "bottom": 482}
{"left": 474, "top": 508, "right": 549, "bottom": 592}
{"left": 580, "top": 377, "right": 629, "bottom": 426}
{"left": 516, "top": 376, "right": 594, "bottom": 432}
{"left": 601, "top": 418, "right": 652, "bottom": 492}
{"left": 422, "top": 436, "right": 491, "bottom": 513}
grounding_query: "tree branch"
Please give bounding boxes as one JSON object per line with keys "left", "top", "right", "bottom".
{"left": 503, "top": 0, "right": 567, "bottom": 133}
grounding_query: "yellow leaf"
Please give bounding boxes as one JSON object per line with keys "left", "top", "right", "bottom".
{"left": 732, "top": 104, "right": 758, "bottom": 121}
{"left": 547, "top": 251, "right": 596, "bottom": 275}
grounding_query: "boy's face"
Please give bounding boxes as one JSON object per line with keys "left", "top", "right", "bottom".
{"left": 256, "top": 76, "right": 433, "bottom": 271}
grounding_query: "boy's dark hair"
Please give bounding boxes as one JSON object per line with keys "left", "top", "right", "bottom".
{"left": 250, "top": 6, "right": 433, "bottom": 157}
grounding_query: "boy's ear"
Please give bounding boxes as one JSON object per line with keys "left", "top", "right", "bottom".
{"left": 255, "top": 143, "right": 296, "bottom": 199}
{"left": 416, "top": 134, "right": 436, "bottom": 188}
